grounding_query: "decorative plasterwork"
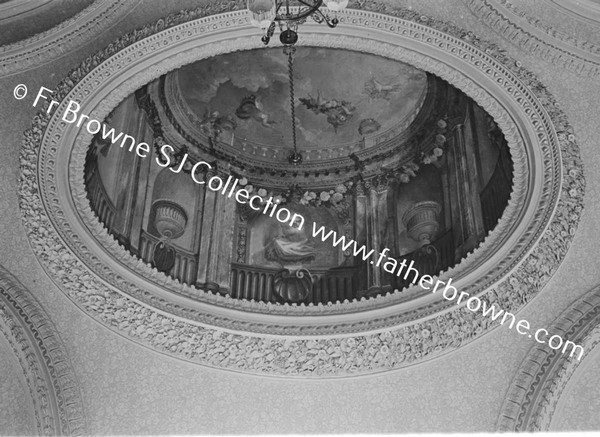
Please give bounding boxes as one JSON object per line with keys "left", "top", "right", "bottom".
{"left": 0, "top": 0, "right": 53, "bottom": 22}
{"left": 24, "top": 9, "right": 540, "bottom": 321}
{"left": 496, "top": 285, "right": 600, "bottom": 431}
{"left": 0, "top": 0, "right": 140, "bottom": 76}
{"left": 462, "top": 0, "right": 600, "bottom": 77}
{"left": 18, "top": 3, "right": 583, "bottom": 376}
{"left": 0, "top": 265, "right": 87, "bottom": 435}
{"left": 545, "top": 0, "right": 600, "bottom": 26}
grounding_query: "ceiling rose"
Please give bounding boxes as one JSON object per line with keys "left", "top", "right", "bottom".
{"left": 247, "top": 0, "right": 348, "bottom": 45}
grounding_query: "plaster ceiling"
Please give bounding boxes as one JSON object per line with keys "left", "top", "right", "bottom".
{"left": 16, "top": 4, "right": 584, "bottom": 376}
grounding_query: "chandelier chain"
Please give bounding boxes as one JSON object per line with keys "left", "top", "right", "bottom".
{"left": 287, "top": 49, "right": 298, "bottom": 155}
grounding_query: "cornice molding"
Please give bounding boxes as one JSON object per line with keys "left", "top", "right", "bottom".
{"left": 462, "top": 0, "right": 600, "bottom": 77}
{"left": 17, "top": 3, "right": 584, "bottom": 376}
{"left": 496, "top": 285, "right": 600, "bottom": 431}
{"left": 0, "top": 265, "right": 87, "bottom": 435}
{"left": 0, "top": 0, "right": 140, "bottom": 76}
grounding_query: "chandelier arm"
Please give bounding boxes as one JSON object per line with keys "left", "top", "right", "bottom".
{"left": 296, "top": 0, "right": 318, "bottom": 9}
{"left": 311, "top": 8, "right": 338, "bottom": 27}
{"left": 274, "top": 0, "right": 324, "bottom": 22}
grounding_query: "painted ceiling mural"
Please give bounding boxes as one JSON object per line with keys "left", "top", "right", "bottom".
{"left": 175, "top": 47, "right": 428, "bottom": 150}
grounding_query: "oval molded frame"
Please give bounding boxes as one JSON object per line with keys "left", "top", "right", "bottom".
{"left": 19, "top": 5, "right": 584, "bottom": 377}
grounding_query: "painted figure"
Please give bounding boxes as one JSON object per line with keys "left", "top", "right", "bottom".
{"left": 235, "top": 95, "right": 275, "bottom": 127}
{"left": 264, "top": 216, "right": 315, "bottom": 266}
{"left": 299, "top": 91, "right": 355, "bottom": 132}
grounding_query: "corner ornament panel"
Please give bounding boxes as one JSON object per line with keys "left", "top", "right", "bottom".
{"left": 18, "top": 3, "right": 584, "bottom": 376}
{"left": 0, "top": 265, "right": 87, "bottom": 435}
{"left": 462, "top": 0, "right": 600, "bottom": 78}
{"left": 497, "top": 285, "right": 600, "bottom": 431}
{"left": 0, "top": 0, "right": 140, "bottom": 75}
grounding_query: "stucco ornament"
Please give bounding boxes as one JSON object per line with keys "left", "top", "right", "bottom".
{"left": 0, "top": 0, "right": 140, "bottom": 75}
{"left": 462, "top": 0, "right": 600, "bottom": 77}
{"left": 18, "top": 1, "right": 584, "bottom": 376}
{"left": 497, "top": 285, "right": 600, "bottom": 431}
{"left": 0, "top": 266, "right": 87, "bottom": 435}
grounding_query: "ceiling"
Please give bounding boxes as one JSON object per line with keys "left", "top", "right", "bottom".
{"left": 175, "top": 47, "right": 428, "bottom": 151}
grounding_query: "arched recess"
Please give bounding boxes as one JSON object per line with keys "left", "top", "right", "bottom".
{"left": 496, "top": 284, "right": 600, "bottom": 431}
{"left": 18, "top": 3, "right": 584, "bottom": 376}
{"left": 0, "top": 264, "right": 87, "bottom": 435}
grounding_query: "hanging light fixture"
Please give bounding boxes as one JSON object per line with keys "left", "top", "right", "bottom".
{"left": 283, "top": 43, "right": 303, "bottom": 165}
{"left": 247, "top": 0, "right": 348, "bottom": 46}
{"left": 247, "top": 0, "right": 348, "bottom": 165}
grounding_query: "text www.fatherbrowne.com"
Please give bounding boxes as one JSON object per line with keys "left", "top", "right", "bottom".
{"left": 311, "top": 222, "right": 585, "bottom": 361}
{"left": 16, "top": 84, "right": 585, "bottom": 362}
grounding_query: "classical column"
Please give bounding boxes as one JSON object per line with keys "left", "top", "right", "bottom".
{"left": 353, "top": 180, "right": 369, "bottom": 292}
{"left": 366, "top": 180, "right": 379, "bottom": 290}
{"left": 372, "top": 179, "right": 393, "bottom": 289}
{"left": 195, "top": 168, "right": 236, "bottom": 293}
{"left": 445, "top": 123, "right": 485, "bottom": 253}
{"left": 196, "top": 168, "right": 219, "bottom": 291}
{"left": 95, "top": 95, "right": 150, "bottom": 251}
{"left": 210, "top": 186, "right": 236, "bottom": 290}
{"left": 356, "top": 177, "right": 392, "bottom": 293}
{"left": 123, "top": 102, "right": 155, "bottom": 254}
{"left": 460, "top": 115, "right": 487, "bottom": 244}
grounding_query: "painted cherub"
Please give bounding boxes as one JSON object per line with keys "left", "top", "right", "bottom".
{"left": 363, "top": 77, "right": 402, "bottom": 100}
{"left": 235, "top": 95, "right": 275, "bottom": 127}
{"left": 299, "top": 91, "right": 355, "bottom": 132}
